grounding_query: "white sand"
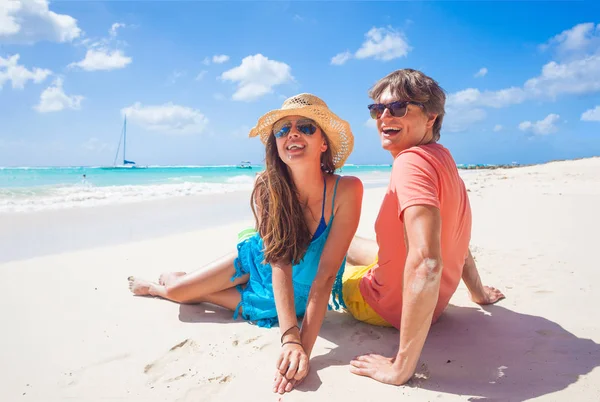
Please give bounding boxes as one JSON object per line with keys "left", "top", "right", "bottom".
{"left": 1, "top": 158, "right": 600, "bottom": 401}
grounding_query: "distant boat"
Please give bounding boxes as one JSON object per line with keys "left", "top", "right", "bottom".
{"left": 237, "top": 161, "right": 252, "bottom": 169}
{"left": 101, "top": 115, "right": 146, "bottom": 170}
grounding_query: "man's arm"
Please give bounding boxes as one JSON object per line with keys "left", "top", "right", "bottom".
{"left": 393, "top": 205, "right": 442, "bottom": 381}
{"left": 462, "top": 249, "right": 505, "bottom": 305}
{"left": 350, "top": 204, "right": 442, "bottom": 385}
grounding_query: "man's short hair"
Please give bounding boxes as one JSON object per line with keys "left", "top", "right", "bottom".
{"left": 368, "top": 69, "right": 446, "bottom": 142}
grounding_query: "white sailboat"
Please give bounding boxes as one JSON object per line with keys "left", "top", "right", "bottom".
{"left": 102, "top": 115, "right": 145, "bottom": 170}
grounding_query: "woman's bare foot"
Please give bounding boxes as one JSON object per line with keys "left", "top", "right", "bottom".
{"left": 128, "top": 276, "right": 155, "bottom": 296}
{"left": 158, "top": 272, "right": 186, "bottom": 287}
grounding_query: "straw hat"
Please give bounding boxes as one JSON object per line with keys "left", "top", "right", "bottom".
{"left": 249, "top": 93, "right": 354, "bottom": 169}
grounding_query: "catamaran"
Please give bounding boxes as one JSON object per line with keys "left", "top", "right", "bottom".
{"left": 102, "top": 115, "right": 145, "bottom": 170}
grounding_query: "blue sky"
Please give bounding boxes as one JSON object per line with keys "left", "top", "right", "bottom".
{"left": 1, "top": 1, "right": 599, "bottom": 167}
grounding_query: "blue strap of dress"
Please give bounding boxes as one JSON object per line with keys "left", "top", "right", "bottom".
{"left": 329, "top": 176, "right": 347, "bottom": 310}
{"left": 312, "top": 176, "right": 328, "bottom": 240}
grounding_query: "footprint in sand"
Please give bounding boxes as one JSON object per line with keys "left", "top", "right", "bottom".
{"left": 350, "top": 327, "right": 382, "bottom": 343}
{"left": 61, "top": 353, "right": 131, "bottom": 388}
{"left": 144, "top": 339, "right": 204, "bottom": 384}
{"left": 231, "top": 334, "right": 270, "bottom": 351}
{"left": 176, "top": 374, "right": 234, "bottom": 402}
{"left": 534, "top": 289, "right": 553, "bottom": 294}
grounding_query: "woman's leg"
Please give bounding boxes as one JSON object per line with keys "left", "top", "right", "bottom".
{"left": 128, "top": 251, "right": 249, "bottom": 307}
{"left": 346, "top": 235, "right": 379, "bottom": 266}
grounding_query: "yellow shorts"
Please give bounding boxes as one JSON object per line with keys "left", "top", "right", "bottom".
{"left": 342, "top": 261, "right": 393, "bottom": 327}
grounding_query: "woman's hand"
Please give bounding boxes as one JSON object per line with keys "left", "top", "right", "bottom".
{"left": 273, "top": 343, "right": 309, "bottom": 394}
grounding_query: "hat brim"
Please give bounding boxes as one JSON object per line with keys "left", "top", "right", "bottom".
{"left": 249, "top": 105, "right": 354, "bottom": 170}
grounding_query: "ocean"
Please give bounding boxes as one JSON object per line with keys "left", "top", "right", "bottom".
{"left": 0, "top": 165, "right": 394, "bottom": 213}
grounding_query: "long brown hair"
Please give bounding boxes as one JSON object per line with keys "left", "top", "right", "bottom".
{"left": 251, "top": 128, "right": 335, "bottom": 265}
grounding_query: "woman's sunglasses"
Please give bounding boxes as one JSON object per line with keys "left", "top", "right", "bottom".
{"left": 273, "top": 118, "right": 319, "bottom": 138}
{"left": 367, "top": 101, "right": 423, "bottom": 120}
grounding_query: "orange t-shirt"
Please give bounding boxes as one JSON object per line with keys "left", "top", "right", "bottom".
{"left": 359, "top": 143, "right": 472, "bottom": 329}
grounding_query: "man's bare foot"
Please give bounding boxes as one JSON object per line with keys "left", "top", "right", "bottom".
{"left": 128, "top": 276, "right": 155, "bottom": 296}
{"left": 158, "top": 272, "right": 186, "bottom": 287}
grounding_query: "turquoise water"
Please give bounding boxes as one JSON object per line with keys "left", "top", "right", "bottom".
{"left": 0, "top": 165, "right": 393, "bottom": 212}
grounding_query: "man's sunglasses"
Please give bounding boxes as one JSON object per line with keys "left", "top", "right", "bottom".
{"left": 367, "top": 101, "right": 423, "bottom": 120}
{"left": 273, "top": 118, "right": 319, "bottom": 138}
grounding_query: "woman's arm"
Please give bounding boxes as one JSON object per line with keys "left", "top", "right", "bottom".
{"left": 300, "top": 176, "right": 364, "bottom": 356}
{"left": 272, "top": 260, "right": 309, "bottom": 394}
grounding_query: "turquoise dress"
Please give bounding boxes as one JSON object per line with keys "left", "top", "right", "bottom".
{"left": 231, "top": 176, "right": 346, "bottom": 328}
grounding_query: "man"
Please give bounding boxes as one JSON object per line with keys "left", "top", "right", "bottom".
{"left": 342, "top": 69, "right": 505, "bottom": 385}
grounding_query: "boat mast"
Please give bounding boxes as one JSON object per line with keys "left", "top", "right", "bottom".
{"left": 123, "top": 115, "right": 127, "bottom": 165}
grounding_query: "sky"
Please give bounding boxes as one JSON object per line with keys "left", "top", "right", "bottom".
{"left": 1, "top": 0, "right": 599, "bottom": 167}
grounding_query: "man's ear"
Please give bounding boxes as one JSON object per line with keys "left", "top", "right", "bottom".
{"left": 426, "top": 113, "right": 438, "bottom": 129}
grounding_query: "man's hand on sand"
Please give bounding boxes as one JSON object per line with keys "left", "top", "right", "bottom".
{"left": 471, "top": 285, "right": 505, "bottom": 305}
{"left": 349, "top": 354, "right": 411, "bottom": 386}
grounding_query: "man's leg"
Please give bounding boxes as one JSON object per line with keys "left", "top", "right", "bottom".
{"left": 347, "top": 235, "right": 378, "bottom": 266}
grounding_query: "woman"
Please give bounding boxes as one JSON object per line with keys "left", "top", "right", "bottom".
{"left": 128, "top": 93, "right": 363, "bottom": 394}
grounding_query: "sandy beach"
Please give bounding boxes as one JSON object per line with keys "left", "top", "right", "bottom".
{"left": 2, "top": 158, "right": 600, "bottom": 401}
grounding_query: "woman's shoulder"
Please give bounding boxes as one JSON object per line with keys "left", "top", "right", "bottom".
{"left": 331, "top": 174, "right": 363, "bottom": 199}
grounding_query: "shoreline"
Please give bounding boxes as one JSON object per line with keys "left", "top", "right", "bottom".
{"left": 2, "top": 155, "right": 599, "bottom": 170}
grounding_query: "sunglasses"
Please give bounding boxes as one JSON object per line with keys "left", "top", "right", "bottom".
{"left": 272, "top": 118, "right": 319, "bottom": 138}
{"left": 367, "top": 101, "right": 423, "bottom": 120}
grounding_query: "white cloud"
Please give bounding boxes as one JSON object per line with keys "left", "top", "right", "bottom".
{"left": 121, "top": 102, "right": 208, "bottom": 135}
{"left": 474, "top": 67, "right": 488, "bottom": 78}
{"left": 541, "top": 22, "right": 600, "bottom": 56}
{"left": 524, "top": 55, "right": 600, "bottom": 98}
{"left": 354, "top": 27, "right": 411, "bottom": 61}
{"left": 69, "top": 49, "right": 132, "bottom": 71}
{"left": 365, "top": 118, "right": 377, "bottom": 130}
{"left": 493, "top": 124, "right": 503, "bottom": 132}
{"left": 212, "top": 54, "right": 229, "bottom": 64}
{"left": 202, "top": 55, "right": 230, "bottom": 65}
{"left": 69, "top": 22, "right": 131, "bottom": 71}
{"left": 220, "top": 54, "right": 293, "bottom": 101}
{"left": 0, "top": 54, "right": 52, "bottom": 89}
{"left": 0, "top": 0, "right": 81, "bottom": 44}
{"left": 34, "top": 78, "right": 83, "bottom": 113}
{"left": 581, "top": 105, "right": 600, "bottom": 121}
{"left": 447, "top": 87, "right": 528, "bottom": 109}
{"left": 195, "top": 70, "right": 207, "bottom": 81}
{"left": 447, "top": 53, "right": 600, "bottom": 110}
{"left": 518, "top": 114, "right": 560, "bottom": 135}
{"left": 444, "top": 23, "right": 600, "bottom": 132}
{"left": 293, "top": 14, "right": 304, "bottom": 22}
{"left": 109, "top": 22, "right": 125, "bottom": 38}
{"left": 444, "top": 107, "right": 487, "bottom": 133}
{"left": 331, "top": 51, "right": 352, "bottom": 66}
{"left": 167, "top": 70, "right": 186, "bottom": 84}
